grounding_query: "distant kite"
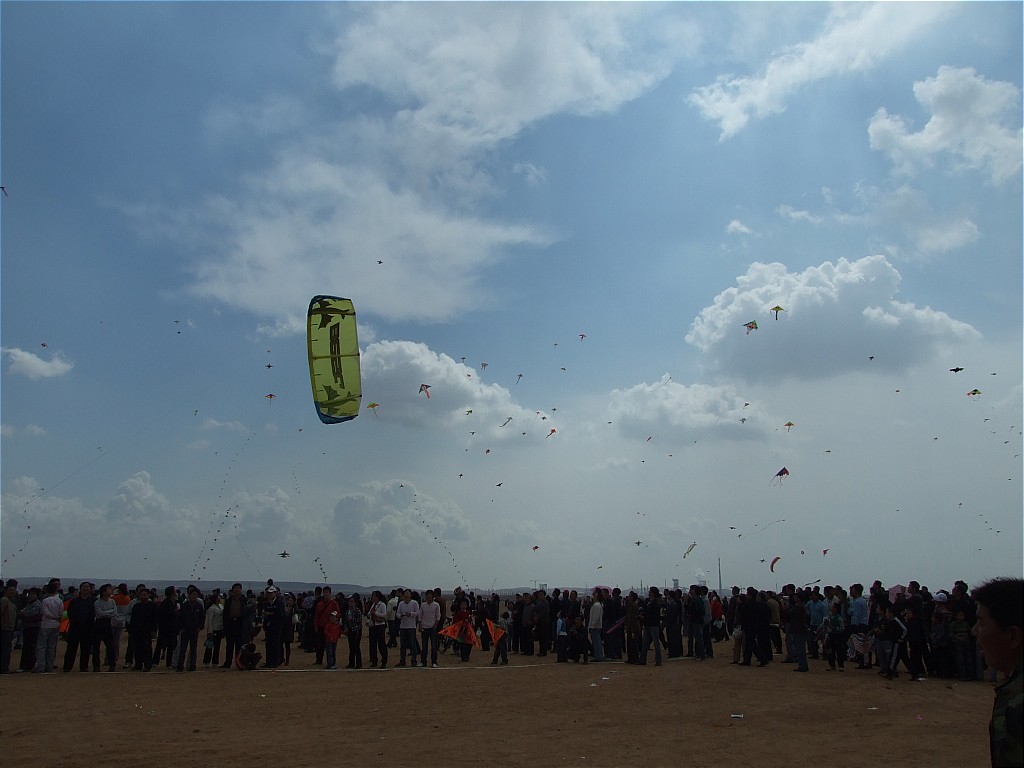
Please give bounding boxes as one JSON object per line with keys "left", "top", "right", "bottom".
{"left": 822, "top": 548, "right": 830, "bottom": 556}
{"left": 743, "top": 320, "right": 758, "bottom": 335}
{"left": 307, "top": 295, "right": 361, "bottom": 424}
{"left": 967, "top": 389, "right": 982, "bottom": 398}
{"left": 278, "top": 550, "right": 290, "bottom": 558}
{"left": 419, "top": 384, "right": 432, "bottom": 398}
{"left": 367, "top": 402, "right": 380, "bottom": 417}
{"left": 770, "top": 467, "right": 789, "bottom": 485}
{"left": 500, "top": 417, "right": 512, "bottom": 427}
{"left": 516, "top": 373, "right": 523, "bottom": 384}
{"left": 683, "top": 542, "right": 697, "bottom": 559}
{"left": 480, "top": 362, "right": 488, "bottom": 371}
{"left": 265, "top": 393, "right": 277, "bottom": 403}
{"left": 770, "top": 305, "right": 785, "bottom": 320}
{"left": 579, "top": 333, "right": 587, "bottom": 341}
{"left": 770, "top": 556, "right": 781, "bottom": 573}
{"left": 949, "top": 367, "right": 964, "bottom": 373}
{"left": 532, "top": 545, "right": 540, "bottom": 551}
{"left": 784, "top": 421, "right": 795, "bottom": 432}
{"left": 546, "top": 428, "right": 556, "bottom": 438}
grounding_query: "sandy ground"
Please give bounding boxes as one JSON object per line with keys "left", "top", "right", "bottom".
{"left": 1, "top": 640, "right": 995, "bottom": 768}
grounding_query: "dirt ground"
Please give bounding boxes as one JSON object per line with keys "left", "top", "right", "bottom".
{"left": 1, "top": 640, "right": 995, "bottom": 768}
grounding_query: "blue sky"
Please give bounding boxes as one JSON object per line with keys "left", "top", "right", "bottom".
{"left": 2, "top": 2, "right": 1021, "bottom": 592}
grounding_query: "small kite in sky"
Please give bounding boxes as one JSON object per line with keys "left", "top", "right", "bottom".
{"left": 740, "top": 417, "right": 747, "bottom": 424}
{"left": 500, "top": 417, "right": 512, "bottom": 427}
{"left": 770, "top": 467, "right": 789, "bottom": 485}
{"left": 822, "top": 548, "right": 830, "bottom": 556}
{"left": 743, "top": 320, "right": 758, "bottom": 335}
{"left": 770, "top": 556, "right": 781, "bottom": 573}
{"left": 683, "top": 542, "right": 697, "bottom": 559}
{"left": 265, "top": 394, "right": 277, "bottom": 403}
{"left": 579, "top": 333, "right": 587, "bottom": 341}
{"left": 465, "top": 409, "right": 473, "bottom": 415}
{"left": 265, "top": 363, "right": 274, "bottom": 369}
{"left": 0, "top": 186, "right": 8, "bottom": 197}
{"left": 546, "top": 428, "right": 556, "bottom": 438}
{"left": 634, "top": 540, "right": 642, "bottom": 547}
{"left": 40, "top": 342, "right": 48, "bottom": 348}
{"left": 377, "top": 259, "right": 383, "bottom": 265}
{"left": 516, "top": 373, "right": 523, "bottom": 384}
{"left": 784, "top": 421, "right": 795, "bottom": 432}
{"left": 419, "top": 384, "right": 431, "bottom": 398}
{"left": 278, "top": 550, "right": 290, "bottom": 558}
{"left": 967, "top": 389, "right": 982, "bottom": 397}
{"left": 770, "top": 305, "right": 785, "bottom": 320}
{"left": 480, "top": 362, "right": 488, "bottom": 371}
{"left": 949, "top": 367, "right": 964, "bottom": 373}
{"left": 367, "top": 402, "right": 380, "bottom": 417}
{"left": 532, "top": 545, "right": 540, "bottom": 551}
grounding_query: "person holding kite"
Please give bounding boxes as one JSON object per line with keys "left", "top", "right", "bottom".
{"left": 439, "top": 597, "right": 479, "bottom": 663}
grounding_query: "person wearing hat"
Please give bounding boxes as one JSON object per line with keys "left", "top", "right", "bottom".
{"left": 262, "top": 586, "right": 285, "bottom": 668}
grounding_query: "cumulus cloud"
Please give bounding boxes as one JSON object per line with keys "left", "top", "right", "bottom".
{"left": 685, "top": 255, "right": 980, "bottom": 381}
{"left": 869, "top": 66, "right": 1022, "bottom": 185}
{"left": 776, "top": 205, "right": 822, "bottom": 224}
{"left": 331, "top": 480, "right": 471, "bottom": 549}
{"left": 361, "top": 340, "right": 558, "bottom": 441}
{"left": 24, "top": 424, "right": 47, "bottom": 437}
{"left": 726, "top": 219, "right": 752, "bottom": 235}
{"left": 689, "top": 3, "right": 947, "bottom": 140}
{"left": 200, "top": 418, "right": 248, "bottom": 432}
{"left": 1, "top": 347, "right": 74, "bottom": 380}
{"left": 855, "top": 184, "right": 980, "bottom": 258}
{"left": 608, "top": 375, "right": 769, "bottom": 443}
{"left": 512, "top": 161, "right": 547, "bottom": 187}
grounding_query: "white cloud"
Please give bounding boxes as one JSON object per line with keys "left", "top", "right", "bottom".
{"left": 685, "top": 255, "right": 981, "bottom": 381}
{"left": 512, "top": 161, "right": 547, "bottom": 187}
{"left": 855, "top": 184, "right": 981, "bottom": 258}
{"left": 24, "top": 424, "right": 47, "bottom": 437}
{"left": 608, "top": 375, "right": 770, "bottom": 443}
{"left": 726, "top": 219, "right": 752, "bottom": 235}
{"left": 200, "top": 418, "right": 248, "bottom": 433}
{"left": 776, "top": 205, "right": 822, "bottom": 224}
{"left": 0, "top": 425, "right": 14, "bottom": 438}
{"left": 329, "top": 4, "right": 693, "bottom": 149}
{"left": 689, "top": 3, "right": 947, "bottom": 140}
{"left": 869, "top": 66, "right": 1023, "bottom": 184}
{"left": 1, "top": 347, "right": 74, "bottom": 380}
{"left": 361, "top": 340, "right": 559, "bottom": 441}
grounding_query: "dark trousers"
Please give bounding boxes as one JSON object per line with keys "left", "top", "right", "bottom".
{"left": 420, "top": 626, "right": 438, "bottom": 666}
{"left": 368, "top": 625, "right": 388, "bottom": 666}
{"left": 314, "top": 628, "right": 326, "bottom": 665}
{"left": 264, "top": 629, "right": 282, "bottom": 667}
{"left": 492, "top": 637, "right": 508, "bottom": 664}
{"left": 347, "top": 630, "right": 362, "bottom": 668}
{"left": 399, "top": 627, "right": 417, "bottom": 663}
{"left": 20, "top": 626, "right": 39, "bottom": 672}
{"left": 154, "top": 629, "right": 178, "bottom": 667}
{"left": 535, "top": 622, "right": 548, "bottom": 656}
{"left": 91, "top": 619, "right": 115, "bottom": 670}
{"left": 177, "top": 629, "right": 200, "bottom": 670}
{"left": 203, "top": 630, "right": 223, "bottom": 665}
{"left": 521, "top": 626, "right": 534, "bottom": 656}
{"left": 222, "top": 619, "right": 244, "bottom": 667}
{"left": 63, "top": 624, "right": 93, "bottom": 672}
{"left": 132, "top": 632, "right": 153, "bottom": 670}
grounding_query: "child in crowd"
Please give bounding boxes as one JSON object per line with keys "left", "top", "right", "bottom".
{"left": 824, "top": 601, "right": 846, "bottom": 671}
{"left": 323, "top": 610, "right": 342, "bottom": 670}
{"left": 490, "top": 611, "right": 509, "bottom": 666}
{"left": 568, "top": 614, "right": 590, "bottom": 664}
{"left": 235, "top": 631, "right": 262, "bottom": 671}
{"left": 554, "top": 610, "right": 569, "bottom": 663}
{"left": 873, "top": 603, "right": 892, "bottom": 674}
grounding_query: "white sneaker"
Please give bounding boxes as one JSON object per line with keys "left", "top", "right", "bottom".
{"left": 432, "top": 663, "right": 438, "bottom": 668}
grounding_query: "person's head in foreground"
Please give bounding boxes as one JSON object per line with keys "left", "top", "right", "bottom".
{"left": 971, "top": 577, "right": 1023, "bottom": 678}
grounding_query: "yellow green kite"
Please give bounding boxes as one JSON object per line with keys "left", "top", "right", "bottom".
{"left": 307, "top": 295, "right": 361, "bottom": 424}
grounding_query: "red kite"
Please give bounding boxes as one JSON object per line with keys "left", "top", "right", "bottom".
{"left": 770, "top": 467, "right": 789, "bottom": 485}
{"left": 770, "top": 556, "right": 781, "bottom": 573}
{"left": 419, "top": 384, "right": 431, "bottom": 398}
{"left": 265, "top": 394, "right": 277, "bottom": 403}
{"left": 743, "top": 320, "right": 758, "bottom": 335}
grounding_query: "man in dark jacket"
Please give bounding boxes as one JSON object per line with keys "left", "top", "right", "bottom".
{"left": 262, "top": 587, "right": 286, "bottom": 668}
{"left": 220, "top": 583, "right": 246, "bottom": 668}
{"left": 62, "top": 582, "right": 95, "bottom": 673}
{"left": 130, "top": 588, "right": 160, "bottom": 671}
{"left": 176, "top": 587, "right": 206, "bottom": 672}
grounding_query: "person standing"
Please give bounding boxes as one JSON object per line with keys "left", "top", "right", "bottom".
{"left": 91, "top": 584, "right": 118, "bottom": 672}
{"left": 62, "top": 582, "right": 96, "bottom": 673}
{"left": 313, "top": 586, "right": 339, "bottom": 666}
{"left": 343, "top": 595, "right": 363, "bottom": 669}
{"left": 202, "top": 592, "right": 224, "bottom": 667}
{"left": 366, "top": 590, "right": 388, "bottom": 669}
{"left": 176, "top": 587, "right": 206, "bottom": 672}
{"left": 419, "top": 589, "right": 441, "bottom": 668}
{"left": 790, "top": 593, "right": 810, "bottom": 672}
{"left": 154, "top": 586, "right": 179, "bottom": 669}
{"left": 534, "top": 590, "right": 550, "bottom": 658}
{"left": 220, "top": 583, "right": 246, "bottom": 669}
{"left": 130, "top": 588, "right": 160, "bottom": 671}
{"left": 18, "top": 587, "right": 42, "bottom": 673}
{"left": 589, "top": 591, "right": 607, "bottom": 663}
{"left": 0, "top": 581, "right": 18, "bottom": 673}
{"left": 261, "top": 587, "right": 285, "bottom": 668}
{"left": 640, "top": 588, "right": 662, "bottom": 666}
{"left": 396, "top": 589, "right": 419, "bottom": 667}
{"left": 34, "top": 582, "right": 63, "bottom": 673}
{"left": 386, "top": 590, "right": 400, "bottom": 648}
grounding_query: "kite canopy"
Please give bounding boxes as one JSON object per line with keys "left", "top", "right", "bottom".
{"left": 307, "top": 295, "right": 361, "bottom": 424}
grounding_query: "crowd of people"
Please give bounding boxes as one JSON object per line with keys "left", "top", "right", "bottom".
{"left": 0, "top": 575, "right": 1020, "bottom": 765}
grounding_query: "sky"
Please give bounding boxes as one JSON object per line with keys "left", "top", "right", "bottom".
{"left": 1, "top": 2, "right": 1021, "bottom": 594}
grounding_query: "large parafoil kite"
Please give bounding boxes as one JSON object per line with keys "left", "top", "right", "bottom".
{"left": 307, "top": 295, "right": 361, "bottom": 424}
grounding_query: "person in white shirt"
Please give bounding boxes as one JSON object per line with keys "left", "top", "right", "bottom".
{"left": 366, "top": 591, "right": 389, "bottom": 669}
{"left": 419, "top": 590, "right": 442, "bottom": 668}
{"left": 34, "top": 582, "right": 64, "bottom": 673}
{"left": 396, "top": 590, "right": 419, "bottom": 667}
